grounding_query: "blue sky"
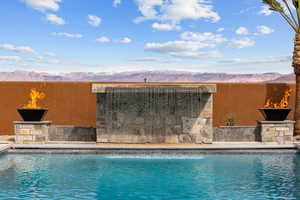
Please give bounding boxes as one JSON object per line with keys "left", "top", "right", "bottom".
{"left": 0, "top": 0, "right": 295, "bottom": 73}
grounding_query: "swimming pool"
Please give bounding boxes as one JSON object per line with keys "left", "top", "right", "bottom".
{"left": 0, "top": 153, "right": 299, "bottom": 200}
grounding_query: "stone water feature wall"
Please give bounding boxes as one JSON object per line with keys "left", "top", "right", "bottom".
{"left": 92, "top": 84, "right": 216, "bottom": 144}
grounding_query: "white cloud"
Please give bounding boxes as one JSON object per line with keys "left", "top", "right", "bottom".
{"left": 255, "top": 25, "right": 274, "bottom": 35}
{"left": 96, "top": 36, "right": 131, "bottom": 43}
{"left": 135, "top": 0, "right": 164, "bottom": 21}
{"left": 119, "top": 37, "right": 132, "bottom": 43}
{"left": 36, "top": 56, "right": 44, "bottom": 61}
{"left": 145, "top": 31, "right": 226, "bottom": 59}
{"left": 23, "top": 0, "right": 62, "bottom": 12}
{"left": 169, "top": 51, "right": 222, "bottom": 58}
{"left": 217, "top": 28, "right": 225, "bottom": 32}
{"left": 128, "top": 57, "right": 181, "bottom": 62}
{"left": 145, "top": 40, "right": 222, "bottom": 58}
{"left": 229, "top": 38, "right": 255, "bottom": 48}
{"left": 46, "top": 14, "right": 65, "bottom": 25}
{"left": 96, "top": 36, "right": 111, "bottom": 43}
{"left": 45, "top": 52, "right": 56, "bottom": 57}
{"left": 0, "top": 56, "right": 21, "bottom": 61}
{"left": 52, "top": 32, "right": 83, "bottom": 38}
{"left": 0, "top": 44, "right": 36, "bottom": 54}
{"left": 180, "top": 32, "right": 227, "bottom": 44}
{"left": 113, "top": 0, "right": 121, "bottom": 7}
{"left": 259, "top": 5, "right": 272, "bottom": 16}
{"left": 145, "top": 41, "right": 209, "bottom": 52}
{"left": 88, "top": 15, "right": 102, "bottom": 27}
{"left": 152, "top": 22, "right": 181, "bottom": 31}
{"left": 134, "top": 0, "right": 220, "bottom": 24}
{"left": 235, "top": 27, "right": 248, "bottom": 35}
{"left": 220, "top": 55, "right": 291, "bottom": 65}
{"left": 129, "top": 57, "right": 163, "bottom": 62}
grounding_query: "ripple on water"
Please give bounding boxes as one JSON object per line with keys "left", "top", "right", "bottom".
{"left": 103, "top": 153, "right": 206, "bottom": 160}
{"left": 0, "top": 153, "right": 299, "bottom": 200}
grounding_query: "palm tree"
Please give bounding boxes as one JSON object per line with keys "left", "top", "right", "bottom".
{"left": 262, "top": 0, "right": 300, "bottom": 135}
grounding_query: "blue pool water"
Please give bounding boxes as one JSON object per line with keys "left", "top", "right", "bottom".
{"left": 0, "top": 153, "right": 300, "bottom": 200}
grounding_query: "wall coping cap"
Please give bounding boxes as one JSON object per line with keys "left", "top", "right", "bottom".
{"left": 50, "top": 125, "right": 94, "bottom": 128}
{"left": 218, "top": 126, "right": 256, "bottom": 128}
{"left": 257, "top": 120, "right": 295, "bottom": 124}
{"left": 92, "top": 83, "right": 216, "bottom": 93}
{"left": 14, "top": 121, "right": 52, "bottom": 125}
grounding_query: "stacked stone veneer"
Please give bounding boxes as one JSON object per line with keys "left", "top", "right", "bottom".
{"left": 257, "top": 120, "right": 294, "bottom": 144}
{"left": 92, "top": 84, "right": 216, "bottom": 144}
{"left": 14, "top": 121, "right": 51, "bottom": 144}
{"left": 214, "top": 126, "right": 260, "bottom": 142}
{"left": 48, "top": 125, "right": 96, "bottom": 142}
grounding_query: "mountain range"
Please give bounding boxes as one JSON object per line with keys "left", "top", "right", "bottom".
{"left": 0, "top": 70, "right": 295, "bottom": 82}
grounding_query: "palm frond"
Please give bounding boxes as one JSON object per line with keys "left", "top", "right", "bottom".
{"left": 262, "top": 0, "right": 299, "bottom": 32}
{"left": 262, "top": 0, "right": 284, "bottom": 12}
{"left": 293, "top": 0, "right": 299, "bottom": 9}
{"left": 293, "top": 0, "right": 300, "bottom": 29}
{"left": 282, "top": 0, "right": 298, "bottom": 27}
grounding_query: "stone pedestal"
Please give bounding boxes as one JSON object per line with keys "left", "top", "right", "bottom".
{"left": 92, "top": 84, "right": 216, "bottom": 144}
{"left": 14, "top": 121, "right": 52, "bottom": 144}
{"left": 257, "top": 120, "right": 295, "bottom": 144}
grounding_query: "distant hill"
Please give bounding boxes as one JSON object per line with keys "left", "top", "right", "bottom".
{"left": 266, "top": 73, "right": 295, "bottom": 82}
{"left": 0, "top": 70, "right": 295, "bottom": 82}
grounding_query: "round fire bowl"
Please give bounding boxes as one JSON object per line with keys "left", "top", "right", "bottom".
{"left": 258, "top": 108, "right": 291, "bottom": 121}
{"left": 17, "top": 108, "right": 48, "bottom": 121}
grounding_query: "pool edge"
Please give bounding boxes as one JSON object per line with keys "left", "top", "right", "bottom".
{"left": 5, "top": 143, "right": 300, "bottom": 154}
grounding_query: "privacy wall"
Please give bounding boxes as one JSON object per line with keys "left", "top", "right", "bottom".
{"left": 0, "top": 82, "right": 295, "bottom": 135}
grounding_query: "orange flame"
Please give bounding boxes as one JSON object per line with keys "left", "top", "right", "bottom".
{"left": 264, "top": 89, "right": 292, "bottom": 109}
{"left": 23, "top": 88, "right": 45, "bottom": 109}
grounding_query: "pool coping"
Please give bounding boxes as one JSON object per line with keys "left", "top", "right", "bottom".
{"left": 2, "top": 143, "right": 298, "bottom": 154}
{"left": 0, "top": 143, "right": 299, "bottom": 154}
{"left": 12, "top": 143, "right": 297, "bottom": 150}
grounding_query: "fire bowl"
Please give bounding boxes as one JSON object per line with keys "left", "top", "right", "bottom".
{"left": 258, "top": 108, "right": 291, "bottom": 121}
{"left": 17, "top": 108, "right": 48, "bottom": 121}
